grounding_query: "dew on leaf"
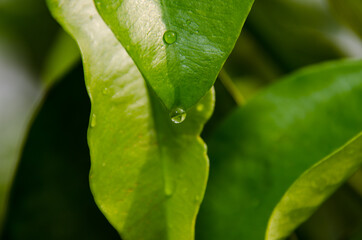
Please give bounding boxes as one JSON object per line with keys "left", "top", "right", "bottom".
{"left": 163, "top": 30, "right": 177, "bottom": 44}
{"left": 165, "top": 185, "right": 173, "bottom": 197}
{"left": 164, "top": 178, "right": 174, "bottom": 197}
{"left": 196, "top": 103, "right": 204, "bottom": 112}
{"left": 102, "top": 88, "right": 109, "bottom": 95}
{"left": 90, "top": 114, "right": 97, "bottom": 127}
{"left": 170, "top": 107, "right": 186, "bottom": 124}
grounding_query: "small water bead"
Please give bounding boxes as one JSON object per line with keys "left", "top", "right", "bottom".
{"left": 196, "top": 103, "right": 204, "bottom": 112}
{"left": 170, "top": 107, "right": 186, "bottom": 124}
{"left": 102, "top": 88, "right": 109, "bottom": 95}
{"left": 90, "top": 114, "right": 97, "bottom": 127}
{"left": 165, "top": 185, "right": 173, "bottom": 197}
{"left": 163, "top": 30, "right": 177, "bottom": 44}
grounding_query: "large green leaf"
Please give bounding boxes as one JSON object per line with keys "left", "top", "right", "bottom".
{"left": 196, "top": 59, "right": 362, "bottom": 240}
{"left": 266, "top": 132, "right": 362, "bottom": 240}
{"left": 47, "top": 0, "right": 214, "bottom": 240}
{"left": 93, "top": 0, "right": 253, "bottom": 111}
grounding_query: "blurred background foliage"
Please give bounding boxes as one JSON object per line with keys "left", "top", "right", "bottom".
{"left": 0, "top": 0, "right": 361, "bottom": 239}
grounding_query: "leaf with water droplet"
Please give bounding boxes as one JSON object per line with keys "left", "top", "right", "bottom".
{"left": 47, "top": 1, "right": 215, "bottom": 240}
{"left": 93, "top": 0, "right": 254, "bottom": 110}
{"left": 198, "top": 60, "right": 362, "bottom": 240}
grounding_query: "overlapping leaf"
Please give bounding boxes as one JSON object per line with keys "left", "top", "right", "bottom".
{"left": 197, "top": 60, "right": 362, "bottom": 240}
{"left": 47, "top": 0, "right": 215, "bottom": 239}
{"left": 93, "top": 0, "right": 253, "bottom": 111}
{"left": 266, "top": 132, "right": 362, "bottom": 240}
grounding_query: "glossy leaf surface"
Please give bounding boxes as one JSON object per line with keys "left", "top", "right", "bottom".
{"left": 266, "top": 132, "right": 362, "bottom": 240}
{"left": 47, "top": 0, "right": 214, "bottom": 239}
{"left": 197, "top": 60, "right": 362, "bottom": 240}
{"left": 94, "top": 0, "right": 253, "bottom": 110}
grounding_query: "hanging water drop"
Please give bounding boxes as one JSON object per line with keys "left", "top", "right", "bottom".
{"left": 90, "top": 114, "right": 97, "bottom": 127}
{"left": 163, "top": 30, "right": 177, "bottom": 44}
{"left": 170, "top": 107, "right": 186, "bottom": 124}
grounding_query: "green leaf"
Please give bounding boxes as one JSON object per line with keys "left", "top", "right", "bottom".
{"left": 197, "top": 59, "right": 362, "bottom": 240}
{"left": 47, "top": 0, "right": 215, "bottom": 240}
{"left": 266, "top": 132, "right": 362, "bottom": 240}
{"left": 328, "top": 0, "right": 362, "bottom": 39}
{"left": 93, "top": 0, "right": 253, "bottom": 111}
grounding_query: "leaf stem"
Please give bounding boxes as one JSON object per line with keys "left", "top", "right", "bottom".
{"left": 218, "top": 68, "right": 246, "bottom": 106}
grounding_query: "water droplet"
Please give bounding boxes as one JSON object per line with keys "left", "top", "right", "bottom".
{"left": 165, "top": 184, "right": 173, "bottom": 197}
{"left": 170, "top": 107, "right": 186, "bottom": 124}
{"left": 102, "top": 88, "right": 109, "bottom": 95}
{"left": 163, "top": 30, "right": 177, "bottom": 44}
{"left": 195, "top": 195, "right": 200, "bottom": 202}
{"left": 90, "top": 114, "right": 97, "bottom": 127}
{"left": 196, "top": 104, "right": 204, "bottom": 112}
